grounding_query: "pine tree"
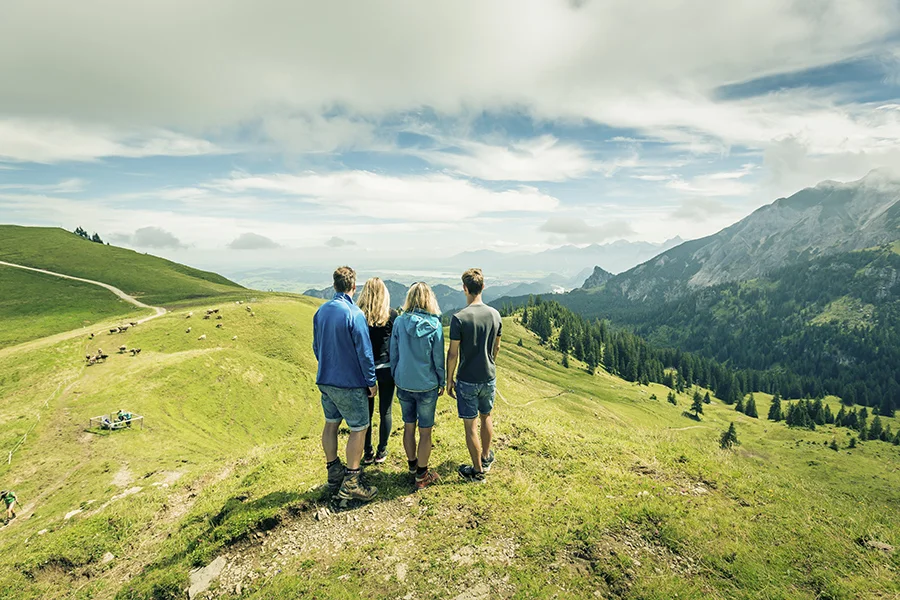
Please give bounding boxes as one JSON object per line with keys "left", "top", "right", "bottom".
{"left": 824, "top": 404, "right": 835, "bottom": 425}
{"left": 848, "top": 437, "right": 857, "bottom": 449}
{"left": 558, "top": 326, "right": 571, "bottom": 355}
{"left": 91, "top": 232, "right": 103, "bottom": 244}
{"left": 735, "top": 396, "right": 745, "bottom": 414}
{"left": 667, "top": 391, "right": 677, "bottom": 406}
{"left": 676, "top": 371, "right": 686, "bottom": 394}
{"left": 517, "top": 338, "right": 524, "bottom": 347}
{"left": 835, "top": 406, "right": 846, "bottom": 427}
{"left": 768, "top": 393, "right": 783, "bottom": 421}
{"left": 882, "top": 424, "right": 892, "bottom": 443}
{"left": 720, "top": 423, "right": 739, "bottom": 449}
{"left": 893, "top": 430, "right": 900, "bottom": 446}
{"left": 562, "top": 354, "right": 570, "bottom": 369}
{"left": 745, "top": 396, "right": 759, "bottom": 418}
{"left": 703, "top": 391, "right": 711, "bottom": 404}
{"left": 829, "top": 439, "right": 839, "bottom": 451}
{"left": 691, "top": 392, "right": 704, "bottom": 418}
{"left": 521, "top": 307, "right": 528, "bottom": 326}
{"left": 869, "top": 415, "right": 884, "bottom": 441}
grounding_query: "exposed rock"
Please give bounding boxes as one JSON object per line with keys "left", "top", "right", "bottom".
{"left": 189, "top": 556, "right": 227, "bottom": 599}
{"left": 64, "top": 509, "right": 82, "bottom": 520}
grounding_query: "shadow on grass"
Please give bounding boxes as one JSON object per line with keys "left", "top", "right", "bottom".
{"left": 681, "top": 411, "right": 701, "bottom": 422}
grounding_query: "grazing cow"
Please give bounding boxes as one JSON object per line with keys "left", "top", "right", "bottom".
{"left": 216, "top": 315, "right": 223, "bottom": 320}
{"left": 216, "top": 323, "right": 223, "bottom": 329}
{"left": 109, "top": 328, "right": 119, "bottom": 334}
{"left": 186, "top": 312, "right": 193, "bottom": 319}
{"left": 130, "top": 348, "right": 142, "bottom": 356}
{"left": 129, "top": 322, "right": 138, "bottom": 327}
{"left": 119, "top": 325, "right": 129, "bottom": 332}
{"left": 232, "top": 336, "right": 237, "bottom": 340}
{"left": 249, "top": 312, "right": 255, "bottom": 317}
{"left": 203, "top": 315, "right": 211, "bottom": 320}
{"left": 186, "top": 327, "right": 192, "bottom": 333}
{"left": 198, "top": 334, "right": 207, "bottom": 340}
{"left": 245, "top": 306, "right": 252, "bottom": 312}
{"left": 89, "top": 333, "right": 94, "bottom": 340}
{"left": 118, "top": 345, "right": 127, "bottom": 353}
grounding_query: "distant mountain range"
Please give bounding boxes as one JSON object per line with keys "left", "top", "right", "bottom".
{"left": 303, "top": 279, "right": 557, "bottom": 314}
{"left": 445, "top": 237, "right": 683, "bottom": 277}
{"left": 583, "top": 170, "right": 900, "bottom": 302}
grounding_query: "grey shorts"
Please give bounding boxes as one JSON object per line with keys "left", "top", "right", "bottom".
{"left": 456, "top": 379, "right": 496, "bottom": 419}
{"left": 319, "top": 385, "right": 370, "bottom": 432}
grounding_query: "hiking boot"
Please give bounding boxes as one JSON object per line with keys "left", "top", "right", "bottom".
{"left": 375, "top": 448, "right": 388, "bottom": 464}
{"left": 415, "top": 469, "right": 440, "bottom": 491}
{"left": 337, "top": 471, "right": 378, "bottom": 502}
{"left": 363, "top": 451, "right": 376, "bottom": 466}
{"left": 458, "top": 464, "right": 486, "bottom": 483}
{"left": 326, "top": 460, "right": 346, "bottom": 494}
{"left": 481, "top": 450, "right": 495, "bottom": 473}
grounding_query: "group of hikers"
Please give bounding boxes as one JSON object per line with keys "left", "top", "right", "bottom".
{"left": 313, "top": 266, "right": 502, "bottom": 502}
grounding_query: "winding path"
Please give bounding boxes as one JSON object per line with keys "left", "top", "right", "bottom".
{"left": 0, "top": 260, "right": 167, "bottom": 358}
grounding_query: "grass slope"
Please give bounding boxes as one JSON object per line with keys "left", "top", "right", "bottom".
{"left": 0, "top": 298, "right": 898, "bottom": 599}
{"left": 0, "top": 226, "right": 242, "bottom": 305}
{"left": 0, "top": 265, "right": 150, "bottom": 348}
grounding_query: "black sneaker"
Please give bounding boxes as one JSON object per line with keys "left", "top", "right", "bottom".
{"left": 363, "top": 451, "right": 375, "bottom": 466}
{"left": 458, "top": 464, "right": 486, "bottom": 483}
{"left": 374, "top": 448, "right": 388, "bottom": 464}
{"left": 481, "top": 450, "right": 495, "bottom": 473}
{"left": 326, "top": 460, "right": 346, "bottom": 495}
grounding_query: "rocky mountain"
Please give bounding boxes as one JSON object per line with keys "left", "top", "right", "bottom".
{"left": 588, "top": 171, "right": 900, "bottom": 301}
{"left": 581, "top": 266, "right": 614, "bottom": 289}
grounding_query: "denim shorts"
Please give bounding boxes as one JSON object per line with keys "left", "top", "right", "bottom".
{"left": 397, "top": 387, "right": 440, "bottom": 429}
{"left": 319, "top": 385, "right": 370, "bottom": 432}
{"left": 455, "top": 379, "right": 496, "bottom": 419}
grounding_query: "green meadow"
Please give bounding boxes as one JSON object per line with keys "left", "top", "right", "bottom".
{"left": 0, "top": 291, "right": 897, "bottom": 599}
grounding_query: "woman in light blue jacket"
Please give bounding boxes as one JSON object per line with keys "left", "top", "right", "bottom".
{"left": 390, "top": 282, "right": 445, "bottom": 491}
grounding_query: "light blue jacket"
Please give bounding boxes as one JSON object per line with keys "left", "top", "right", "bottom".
{"left": 313, "top": 293, "right": 376, "bottom": 388}
{"left": 390, "top": 309, "right": 445, "bottom": 392}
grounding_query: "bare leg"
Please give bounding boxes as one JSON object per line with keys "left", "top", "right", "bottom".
{"left": 463, "top": 418, "right": 482, "bottom": 472}
{"left": 346, "top": 430, "right": 366, "bottom": 470}
{"left": 418, "top": 427, "right": 433, "bottom": 467}
{"left": 403, "top": 423, "right": 417, "bottom": 462}
{"left": 480, "top": 413, "right": 493, "bottom": 460}
{"left": 322, "top": 422, "right": 340, "bottom": 463}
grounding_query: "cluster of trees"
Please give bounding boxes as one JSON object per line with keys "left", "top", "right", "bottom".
{"left": 774, "top": 397, "right": 900, "bottom": 445}
{"left": 735, "top": 393, "right": 759, "bottom": 418}
{"left": 553, "top": 247, "right": 900, "bottom": 415}
{"left": 74, "top": 226, "right": 104, "bottom": 244}
{"left": 518, "top": 297, "right": 789, "bottom": 405}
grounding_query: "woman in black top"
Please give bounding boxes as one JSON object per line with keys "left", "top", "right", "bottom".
{"left": 357, "top": 278, "right": 397, "bottom": 464}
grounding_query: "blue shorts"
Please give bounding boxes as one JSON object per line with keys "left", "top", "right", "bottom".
{"left": 456, "top": 379, "right": 496, "bottom": 419}
{"left": 397, "top": 387, "right": 439, "bottom": 429}
{"left": 319, "top": 385, "right": 370, "bottom": 432}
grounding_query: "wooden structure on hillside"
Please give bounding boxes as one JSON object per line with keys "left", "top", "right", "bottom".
{"left": 89, "top": 412, "right": 144, "bottom": 431}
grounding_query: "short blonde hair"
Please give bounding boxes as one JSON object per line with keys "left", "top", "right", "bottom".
{"left": 357, "top": 278, "right": 391, "bottom": 327}
{"left": 462, "top": 268, "right": 484, "bottom": 295}
{"left": 403, "top": 282, "right": 441, "bottom": 316}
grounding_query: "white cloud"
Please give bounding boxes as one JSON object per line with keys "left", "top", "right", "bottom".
{"left": 539, "top": 216, "right": 636, "bottom": 243}
{"left": 111, "top": 226, "right": 187, "bottom": 249}
{"left": 0, "top": 178, "right": 86, "bottom": 193}
{"left": 0, "top": 119, "right": 219, "bottom": 163}
{"left": 209, "top": 170, "right": 559, "bottom": 221}
{"left": 227, "top": 232, "right": 281, "bottom": 250}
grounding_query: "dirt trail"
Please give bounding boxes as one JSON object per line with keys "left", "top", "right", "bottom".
{"left": 0, "top": 260, "right": 167, "bottom": 359}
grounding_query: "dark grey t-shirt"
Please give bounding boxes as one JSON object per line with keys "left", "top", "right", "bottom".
{"left": 450, "top": 303, "right": 502, "bottom": 384}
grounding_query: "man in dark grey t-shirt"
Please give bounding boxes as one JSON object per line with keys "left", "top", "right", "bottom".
{"left": 447, "top": 268, "right": 502, "bottom": 482}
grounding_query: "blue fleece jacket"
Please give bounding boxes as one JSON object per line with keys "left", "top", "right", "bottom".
{"left": 313, "top": 292, "right": 376, "bottom": 388}
{"left": 390, "top": 309, "right": 445, "bottom": 392}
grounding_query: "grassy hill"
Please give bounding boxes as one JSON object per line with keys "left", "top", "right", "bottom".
{"left": 0, "top": 265, "right": 149, "bottom": 348}
{"left": 0, "top": 292, "right": 898, "bottom": 599}
{"left": 0, "top": 226, "right": 243, "bottom": 305}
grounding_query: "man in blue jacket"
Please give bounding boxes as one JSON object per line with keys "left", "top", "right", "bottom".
{"left": 313, "top": 266, "right": 378, "bottom": 502}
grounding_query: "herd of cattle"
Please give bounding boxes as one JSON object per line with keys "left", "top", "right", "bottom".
{"left": 85, "top": 301, "right": 250, "bottom": 364}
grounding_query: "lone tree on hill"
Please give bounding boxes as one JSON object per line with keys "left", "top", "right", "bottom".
{"left": 703, "top": 391, "right": 711, "bottom": 404}
{"left": 667, "top": 391, "right": 677, "bottom": 406}
{"left": 848, "top": 437, "right": 857, "bottom": 449}
{"left": 691, "top": 391, "right": 704, "bottom": 418}
{"left": 744, "top": 395, "right": 759, "bottom": 418}
{"left": 720, "top": 423, "right": 739, "bottom": 449}
{"left": 768, "top": 392, "right": 783, "bottom": 421}
{"left": 829, "top": 439, "right": 839, "bottom": 451}
{"left": 562, "top": 354, "right": 569, "bottom": 369}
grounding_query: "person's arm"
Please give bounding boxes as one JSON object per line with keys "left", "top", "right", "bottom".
{"left": 493, "top": 318, "right": 502, "bottom": 361}
{"left": 433, "top": 326, "right": 446, "bottom": 393}
{"left": 447, "top": 315, "right": 461, "bottom": 398}
{"left": 350, "top": 311, "right": 377, "bottom": 395}
{"left": 390, "top": 324, "right": 400, "bottom": 382}
{"left": 312, "top": 311, "right": 320, "bottom": 360}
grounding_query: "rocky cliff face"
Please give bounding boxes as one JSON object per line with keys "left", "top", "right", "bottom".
{"left": 604, "top": 171, "right": 900, "bottom": 302}
{"left": 581, "top": 266, "right": 614, "bottom": 289}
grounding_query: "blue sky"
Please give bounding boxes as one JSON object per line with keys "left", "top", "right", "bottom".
{"left": 2, "top": 0, "right": 900, "bottom": 272}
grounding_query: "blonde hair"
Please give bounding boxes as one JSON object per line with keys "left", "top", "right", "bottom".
{"left": 357, "top": 278, "right": 392, "bottom": 326}
{"left": 403, "top": 282, "right": 441, "bottom": 316}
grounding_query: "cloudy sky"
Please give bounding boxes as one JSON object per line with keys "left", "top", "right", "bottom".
{"left": 2, "top": 0, "right": 900, "bottom": 271}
